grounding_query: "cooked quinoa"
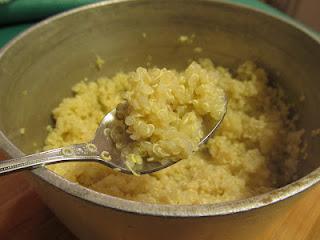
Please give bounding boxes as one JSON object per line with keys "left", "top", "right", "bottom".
{"left": 110, "top": 63, "right": 226, "bottom": 167}
{"left": 45, "top": 59, "right": 304, "bottom": 205}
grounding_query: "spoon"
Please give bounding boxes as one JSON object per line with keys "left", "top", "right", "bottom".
{"left": 0, "top": 99, "right": 227, "bottom": 176}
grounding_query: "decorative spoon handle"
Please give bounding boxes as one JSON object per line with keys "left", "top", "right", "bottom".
{"left": 0, "top": 143, "right": 96, "bottom": 175}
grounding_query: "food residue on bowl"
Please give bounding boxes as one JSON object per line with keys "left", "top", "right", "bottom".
{"left": 95, "top": 55, "right": 105, "bottom": 70}
{"left": 178, "top": 34, "right": 195, "bottom": 44}
{"left": 19, "top": 128, "right": 26, "bottom": 135}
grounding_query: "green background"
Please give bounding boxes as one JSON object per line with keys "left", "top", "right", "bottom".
{"left": 0, "top": 0, "right": 311, "bottom": 48}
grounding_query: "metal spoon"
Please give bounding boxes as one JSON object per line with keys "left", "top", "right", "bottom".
{"left": 0, "top": 99, "right": 227, "bottom": 176}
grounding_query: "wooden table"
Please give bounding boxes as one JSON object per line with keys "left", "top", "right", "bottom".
{"left": 0, "top": 172, "right": 77, "bottom": 240}
{"left": 0, "top": 152, "right": 76, "bottom": 240}
{"left": 1, "top": 152, "right": 320, "bottom": 240}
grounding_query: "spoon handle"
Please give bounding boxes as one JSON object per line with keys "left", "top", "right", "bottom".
{"left": 0, "top": 143, "right": 98, "bottom": 175}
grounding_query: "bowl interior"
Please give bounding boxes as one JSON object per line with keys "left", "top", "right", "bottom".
{"left": 0, "top": 0, "right": 319, "bottom": 181}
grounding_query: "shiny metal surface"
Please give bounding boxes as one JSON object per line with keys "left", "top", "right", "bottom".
{"left": 0, "top": 110, "right": 135, "bottom": 175}
{"left": 0, "top": 97, "right": 226, "bottom": 175}
{"left": 198, "top": 96, "right": 227, "bottom": 146}
{"left": 0, "top": 0, "right": 319, "bottom": 239}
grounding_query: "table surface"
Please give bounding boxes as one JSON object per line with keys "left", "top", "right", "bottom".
{"left": 0, "top": 153, "right": 77, "bottom": 239}
{"left": 1, "top": 150, "right": 320, "bottom": 239}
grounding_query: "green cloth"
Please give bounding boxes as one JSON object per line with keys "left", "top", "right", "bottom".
{"left": 0, "top": 0, "right": 103, "bottom": 25}
{"left": 0, "top": 0, "right": 11, "bottom": 4}
{"left": 0, "top": 0, "right": 281, "bottom": 26}
{"left": 0, "top": 23, "right": 32, "bottom": 48}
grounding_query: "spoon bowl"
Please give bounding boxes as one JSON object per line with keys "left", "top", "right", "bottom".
{"left": 0, "top": 97, "right": 227, "bottom": 176}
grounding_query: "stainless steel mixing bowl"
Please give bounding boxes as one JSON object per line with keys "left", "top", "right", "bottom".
{"left": 0, "top": 0, "right": 319, "bottom": 239}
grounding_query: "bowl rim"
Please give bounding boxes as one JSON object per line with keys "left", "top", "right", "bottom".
{"left": 0, "top": 0, "right": 320, "bottom": 217}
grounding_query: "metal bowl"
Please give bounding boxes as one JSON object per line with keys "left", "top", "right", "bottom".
{"left": 0, "top": 0, "right": 319, "bottom": 239}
